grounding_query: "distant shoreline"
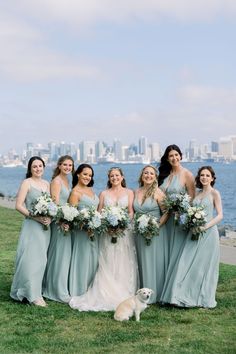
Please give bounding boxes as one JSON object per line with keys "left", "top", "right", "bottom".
{"left": 0, "top": 197, "right": 15, "bottom": 209}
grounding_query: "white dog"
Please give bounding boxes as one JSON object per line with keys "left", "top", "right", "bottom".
{"left": 114, "top": 288, "right": 153, "bottom": 322}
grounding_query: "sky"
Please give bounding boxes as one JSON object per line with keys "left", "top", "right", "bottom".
{"left": 0, "top": 0, "right": 236, "bottom": 154}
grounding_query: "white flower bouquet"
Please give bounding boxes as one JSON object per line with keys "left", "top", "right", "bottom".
{"left": 163, "top": 191, "right": 191, "bottom": 222}
{"left": 30, "top": 192, "right": 58, "bottom": 230}
{"left": 134, "top": 213, "right": 160, "bottom": 246}
{"left": 100, "top": 206, "right": 130, "bottom": 243}
{"left": 55, "top": 204, "right": 79, "bottom": 235}
{"left": 74, "top": 206, "right": 102, "bottom": 241}
{"left": 178, "top": 205, "right": 207, "bottom": 240}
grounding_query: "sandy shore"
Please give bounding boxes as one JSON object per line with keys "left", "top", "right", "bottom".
{"left": 0, "top": 197, "right": 16, "bottom": 209}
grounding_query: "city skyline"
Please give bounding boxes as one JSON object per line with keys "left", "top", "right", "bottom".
{"left": 0, "top": 1, "right": 236, "bottom": 153}
{"left": 1, "top": 134, "right": 236, "bottom": 166}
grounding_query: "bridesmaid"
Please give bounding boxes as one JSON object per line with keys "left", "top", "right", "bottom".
{"left": 158, "top": 144, "right": 195, "bottom": 302}
{"left": 68, "top": 164, "right": 99, "bottom": 296}
{"left": 133, "top": 165, "right": 168, "bottom": 303}
{"left": 10, "top": 156, "right": 51, "bottom": 307}
{"left": 161, "top": 166, "right": 223, "bottom": 307}
{"left": 43, "top": 155, "right": 74, "bottom": 303}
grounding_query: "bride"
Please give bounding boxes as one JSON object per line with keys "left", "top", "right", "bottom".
{"left": 69, "top": 167, "right": 139, "bottom": 311}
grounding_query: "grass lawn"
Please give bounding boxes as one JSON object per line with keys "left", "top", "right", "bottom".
{"left": 0, "top": 205, "right": 236, "bottom": 354}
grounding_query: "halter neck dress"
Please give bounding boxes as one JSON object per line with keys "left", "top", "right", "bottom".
{"left": 160, "top": 171, "right": 190, "bottom": 302}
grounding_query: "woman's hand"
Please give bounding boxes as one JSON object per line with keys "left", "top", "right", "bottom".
{"left": 34, "top": 216, "right": 52, "bottom": 226}
{"left": 61, "top": 222, "right": 70, "bottom": 232}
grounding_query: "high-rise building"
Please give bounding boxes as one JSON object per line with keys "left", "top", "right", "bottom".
{"left": 211, "top": 141, "right": 219, "bottom": 153}
{"left": 48, "top": 142, "right": 58, "bottom": 161}
{"left": 95, "top": 141, "right": 106, "bottom": 161}
{"left": 219, "top": 138, "right": 233, "bottom": 159}
{"left": 188, "top": 139, "right": 198, "bottom": 160}
{"left": 79, "top": 141, "right": 96, "bottom": 162}
{"left": 113, "top": 139, "right": 123, "bottom": 161}
{"left": 230, "top": 136, "right": 236, "bottom": 157}
{"left": 139, "top": 136, "right": 148, "bottom": 156}
{"left": 150, "top": 142, "right": 160, "bottom": 162}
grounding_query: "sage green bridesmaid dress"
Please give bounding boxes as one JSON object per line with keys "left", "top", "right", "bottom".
{"left": 10, "top": 187, "right": 51, "bottom": 303}
{"left": 161, "top": 193, "right": 220, "bottom": 308}
{"left": 43, "top": 184, "right": 71, "bottom": 303}
{"left": 133, "top": 196, "right": 168, "bottom": 303}
{"left": 69, "top": 194, "right": 99, "bottom": 296}
{"left": 160, "top": 172, "right": 189, "bottom": 302}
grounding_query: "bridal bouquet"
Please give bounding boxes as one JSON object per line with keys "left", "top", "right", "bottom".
{"left": 178, "top": 205, "right": 207, "bottom": 240}
{"left": 55, "top": 204, "right": 79, "bottom": 235}
{"left": 74, "top": 206, "right": 102, "bottom": 241}
{"left": 134, "top": 213, "right": 160, "bottom": 246}
{"left": 163, "top": 191, "right": 191, "bottom": 222}
{"left": 30, "top": 192, "right": 58, "bottom": 230}
{"left": 100, "top": 206, "right": 130, "bottom": 243}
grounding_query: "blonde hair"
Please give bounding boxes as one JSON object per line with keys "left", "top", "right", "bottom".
{"left": 138, "top": 165, "right": 158, "bottom": 204}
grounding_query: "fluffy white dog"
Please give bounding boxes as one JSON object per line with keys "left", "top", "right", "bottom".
{"left": 114, "top": 288, "right": 153, "bottom": 322}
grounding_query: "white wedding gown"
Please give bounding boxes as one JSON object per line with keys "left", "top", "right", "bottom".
{"left": 69, "top": 194, "right": 139, "bottom": 311}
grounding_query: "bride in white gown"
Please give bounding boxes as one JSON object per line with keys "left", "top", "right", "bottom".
{"left": 69, "top": 167, "right": 139, "bottom": 311}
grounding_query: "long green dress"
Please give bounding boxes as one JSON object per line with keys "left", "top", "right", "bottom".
{"left": 160, "top": 172, "right": 189, "bottom": 302}
{"left": 161, "top": 192, "right": 220, "bottom": 308}
{"left": 10, "top": 187, "right": 51, "bottom": 303}
{"left": 69, "top": 194, "right": 99, "bottom": 296}
{"left": 133, "top": 196, "right": 168, "bottom": 303}
{"left": 43, "top": 184, "right": 71, "bottom": 303}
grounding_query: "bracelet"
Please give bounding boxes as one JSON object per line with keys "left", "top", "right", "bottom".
{"left": 27, "top": 212, "right": 33, "bottom": 219}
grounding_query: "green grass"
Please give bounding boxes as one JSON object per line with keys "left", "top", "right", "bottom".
{"left": 0, "top": 205, "right": 236, "bottom": 354}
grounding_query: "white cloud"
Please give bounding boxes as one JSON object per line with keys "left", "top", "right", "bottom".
{"left": 0, "top": 11, "right": 101, "bottom": 82}
{"left": 9, "top": 0, "right": 236, "bottom": 28}
{"left": 178, "top": 85, "right": 236, "bottom": 106}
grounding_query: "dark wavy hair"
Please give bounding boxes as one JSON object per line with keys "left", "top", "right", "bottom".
{"left": 158, "top": 144, "right": 182, "bottom": 186}
{"left": 195, "top": 166, "right": 216, "bottom": 188}
{"left": 107, "top": 167, "right": 126, "bottom": 188}
{"left": 51, "top": 155, "right": 74, "bottom": 180}
{"left": 72, "top": 164, "right": 94, "bottom": 188}
{"left": 26, "top": 156, "right": 45, "bottom": 178}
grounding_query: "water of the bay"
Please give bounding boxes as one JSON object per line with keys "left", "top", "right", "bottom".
{"left": 0, "top": 162, "right": 235, "bottom": 228}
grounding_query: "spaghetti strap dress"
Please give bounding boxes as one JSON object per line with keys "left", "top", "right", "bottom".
{"left": 69, "top": 194, "right": 139, "bottom": 311}
{"left": 133, "top": 196, "right": 168, "bottom": 303}
{"left": 69, "top": 194, "right": 100, "bottom": 296}
{"left": 10, "top": 187, "right": 51, "bottom": 303}
{"left": 43, "top": 184, "right": 71, "bottom": 303}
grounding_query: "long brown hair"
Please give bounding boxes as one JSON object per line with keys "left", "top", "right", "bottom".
{"left": 51, "top": 155, "right": 74, "bottom": 180}
{"left": 26, "top": 156, "right": 45, "bottom": 178}
{"left": 195, "top": 166, "right": 216, "bottom": 188}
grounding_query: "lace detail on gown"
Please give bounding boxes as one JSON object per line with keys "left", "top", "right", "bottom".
{"left": 69, "top": 193, "right": 139, "bottom": 311}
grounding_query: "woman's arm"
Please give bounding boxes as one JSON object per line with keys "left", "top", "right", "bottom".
{"left": 68, "top": 189, "right": 80, "bottom": 207}
{"left": 185, "top": 170, "right": 195, "bottom": 200}
{"left": 98, "top": 191, "right": 105, "bottom": 212}
{"left": 155, "top": 188, "right": 169, "bottom": 226}
{"left": 127, "top": 189, "right": 134, "bottom": 219}
{"left": 204, "top": 190, "right": 223, "bottom": 230}
{"left": 50, "top": 178, "right": 61, "bottom": 205}
{"left": 15, "top": 180, "right": 31, "bottom": 217}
